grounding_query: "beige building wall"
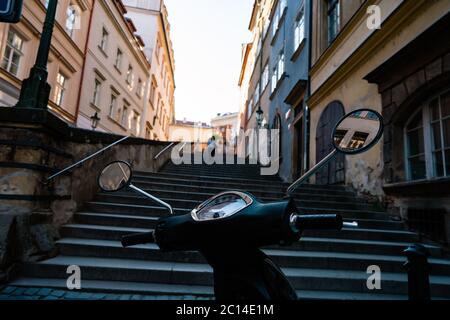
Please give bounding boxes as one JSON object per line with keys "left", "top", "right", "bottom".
{"left": 123, "top": 0, "right": 176, "bottom": 141}
{"left": 169, "top": 121, "right": 213, "bottom": 145}
{"left": 308, "top": 0, "right": 450, "bottom": 196}
{"left": 76, "top": 0, "right": 151, "bottom": 137}
{"left": 0, "top": 0, "right": 93, "bottom": 123}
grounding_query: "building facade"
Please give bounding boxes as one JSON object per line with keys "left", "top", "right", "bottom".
{"left": 211, "top": 112, "right": 239, "bottom": 147}
{"left": 123, "top": 0, "right": 176, "bottom": 141}
{"left": 0, "top": 0, "right": 94, "bottom": 123}
{"left": 238, "top": 0, "right": 311, "bottom": 181}
{"left": 308, "top": 0, "right": 450, "bottom": 242}
{"left": 76, "top": 0, "right": 151, "bottom": 137}
{"left": 169, "top": 119, "right": 213, "bottom": 150}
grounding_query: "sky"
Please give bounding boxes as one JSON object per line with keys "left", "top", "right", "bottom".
{"left": 164, "top": 0, "right": 254, "bottom": 123}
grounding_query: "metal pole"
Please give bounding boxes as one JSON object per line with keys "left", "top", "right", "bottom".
{"left": 45, "top": 136, "right": 130, "bottom": 182}
{"left": 287, "top": 149, "right": 338, "bottom": 194}
{"left": 129, "top": 184, "right": 173, "bottom": 215}
{"left": 15, "top": 0, "right": 58, "bottom": 109}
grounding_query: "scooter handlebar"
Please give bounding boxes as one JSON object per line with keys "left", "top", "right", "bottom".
{"left": 293, "top": 214, "right": 343, "bottom": 231}
{"left": 121, "top": 232, "right": 155, "bottom": 247}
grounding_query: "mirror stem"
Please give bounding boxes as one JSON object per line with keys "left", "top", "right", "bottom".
{"left": 287, "top": 149, "right": 338, "bottom": 194}
{"left": 129, "top": 184, "right": 174, "bottom": 215}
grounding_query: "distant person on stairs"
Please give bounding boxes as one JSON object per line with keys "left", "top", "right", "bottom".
{"left": 207, "top": 136, "right": 216, "bottom": 157}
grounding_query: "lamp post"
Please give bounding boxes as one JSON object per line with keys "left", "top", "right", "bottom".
{"left": 90, "top": 112, "right": 101, "bottom": 130}
{"left": 15, "top": 0, "right": 58, "bottom": 109}
{"left": 255, "top": 106, "right": 264, "bottom": 162}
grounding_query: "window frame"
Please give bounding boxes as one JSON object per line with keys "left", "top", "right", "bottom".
{"left": 404, "top": 89, "right": 450, "bottom": 181}
{"left": 54, "top": 72, "right": 67, "bottom": 106}
{"left": 2, "top": 29, "right": 24, "bottom": 76}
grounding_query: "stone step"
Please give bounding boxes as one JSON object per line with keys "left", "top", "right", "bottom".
{"left": 115, "top": 182, "right": 364, "bottom": 203}
{"left": 9, "top": 277, "right": 417, "bottom": 300}
{"left": 20, "top": 256, "right": 450, "bottom": 297}
{"left": 74, "top": 212, "right": 159, "bottom": 229}
{"left": 55, "top": 238, "right": 450, "bottom": 275}
{"left": 273, "top": 237, "right": 443, "bottom": 257}
{"left": 94, "top": 193, "right": 376, "bottom": 212}
{"left": 137, "top": 171, "right": 284, "bottom": 185}
{"left": 83, "top": 201, "right": 390, "bottom": 221}
{"left": 61, "top": 219, "right": 418, "bottom": 245}
{"left": 9, "top": 277, "right": 214, "bottom": 298}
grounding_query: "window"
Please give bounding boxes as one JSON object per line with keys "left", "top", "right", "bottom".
{"left": 149, "top": 81, "right": 156, "bottom": 107}
{"left": 261, "top": 64, "right": 269, "bottom": 90}
{"left": 44, "top": 0, "right": 49, "bottom": 8}
{"left": 66, "top": 5, "right": 77, "bottom": 38}
{"left": 92, "top": 78, "right": 102, "bottom": 106}
{"left": 278, "top": 52, "right": 285, "bottom": 78}
{"left": 155, "top": 39, "right": 161, "bottom": 62}
{"left": 54, "top": 72, "right": 67, "bottom": 106}
{"left": 109, "top": 93, "right": 117, "bottom": 118}
{"left": 327, "top": 0, "right": 340, "bottom": 44}
{"left": 247, "top": 98, "right": 254, "bottom": 120}
{"left": 115, "top": 49, "right": 123, "bottom": 70}
{"left": 271, "top": 66, "right": 278, "bottom": 93}
{"left": 126, "top": 65, "right": 133, "bottom": 85}
{"left": 137, "top": 78, "right": 143, "bottom": 97}
{"left": 294, "top": 9, "right": 305, "bottom": 50}
{"left": 132, "top": 110, "right": 140, "bottom": 136}
{"left": 271, "top": 52, "right": 285, "bottom": 93}
{"left": 1, "top": 30, "right": 24, "bottom": 76}
{"left": 254, "top": 82, "right": 260, "bottom": 104}
{"left": 405, "top": 90, "right": 450, "bottom": 181}
{"left": 272, "top": 0, "right": 287, "bottom": 38}
{"left": 100, "top": 28, "right": 109, "bottom": 53}
{"left": 121, "top": 104, "right": 129, "bottom": 128}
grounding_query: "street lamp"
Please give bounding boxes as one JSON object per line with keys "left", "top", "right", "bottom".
{"left": 256, "top": 106, "right": 264, "bottom": 128}
{"left": 15, "top": 0, "right": 58, "bottom": 109}
{"left": 90, "top": 112, "right": 100, "bottom": 130}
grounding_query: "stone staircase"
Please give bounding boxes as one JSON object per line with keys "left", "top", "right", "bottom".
{"left": 9, "top": 159, "right": 450, "bottom": 300}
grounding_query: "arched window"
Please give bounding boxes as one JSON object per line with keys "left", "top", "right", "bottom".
{"left": 404, "top": 89, "right": 450, "bottom": 180}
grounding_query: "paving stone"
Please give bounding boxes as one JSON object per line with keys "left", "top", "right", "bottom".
{"left": 0, "top": 286, "right": 16, "bottom": 294}
{"left": 24, "top": 287, "right": 40, "bottom": 296}
{"left": 91, "top": 293, "right": 107, "bottom": 300}
{"left": 50, "top": 290, "right": 66, "bottom": 297}
{"left": 43, "top": 296, "right": 60, "bottom": 300}
{"left": 37, "top": 288, "right": 53, "bottom": 296}
{"left": 11, "top": 288, "right": 26, "bottom": 296}
{"left": 63, "top": 291, "right": 83, "bottom": 299}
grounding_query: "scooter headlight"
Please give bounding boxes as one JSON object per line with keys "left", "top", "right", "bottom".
{"left": 191, "top": 191, "right": 253, "bottom": 221}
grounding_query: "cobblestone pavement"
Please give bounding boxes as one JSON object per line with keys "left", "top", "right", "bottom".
{"left": 0, "top": 286, "right": 213, "bottom": 300}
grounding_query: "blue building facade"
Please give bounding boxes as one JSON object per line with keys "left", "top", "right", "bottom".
{"left": 243, "top": 0, "right": 311, "bottom": 182}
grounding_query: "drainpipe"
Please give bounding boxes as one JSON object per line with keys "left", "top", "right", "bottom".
{"left": 74, "top": 0, "right": 96, "bottom": 124}
{"left": 303, "top": 0, "right": 312, "bottom": 173}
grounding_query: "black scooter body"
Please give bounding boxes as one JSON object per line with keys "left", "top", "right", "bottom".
{"left": 153, "top": 194, "right": 300, "bottom": 300}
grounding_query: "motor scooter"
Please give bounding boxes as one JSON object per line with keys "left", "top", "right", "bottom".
{"left": 97, "top": 108, "right": 384, "bottom": 300}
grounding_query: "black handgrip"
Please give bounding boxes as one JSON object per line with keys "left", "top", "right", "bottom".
{"left": 295, "top": 214, "right": 343, "bottom": 231}
{"left": 121, "top": 232, "right": 155, "bottom": 247}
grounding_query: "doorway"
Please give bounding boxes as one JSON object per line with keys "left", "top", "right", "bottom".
{"left": 315, "top": 101, "right": 345, "bottom": 185}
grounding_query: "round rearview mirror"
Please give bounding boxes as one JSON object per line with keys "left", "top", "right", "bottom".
{"left": 333, "top": 109, "right": 383, "bottom": 155}
{"left": 98, "top": 161, "right": 132, "bottom": 192}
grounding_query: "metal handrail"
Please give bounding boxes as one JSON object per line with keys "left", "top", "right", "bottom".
{"left": 153, "top": 142, "right": 175, "bottom": 160}
{"left": 44, "top": 135, "right": 130, "bottom": 183}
